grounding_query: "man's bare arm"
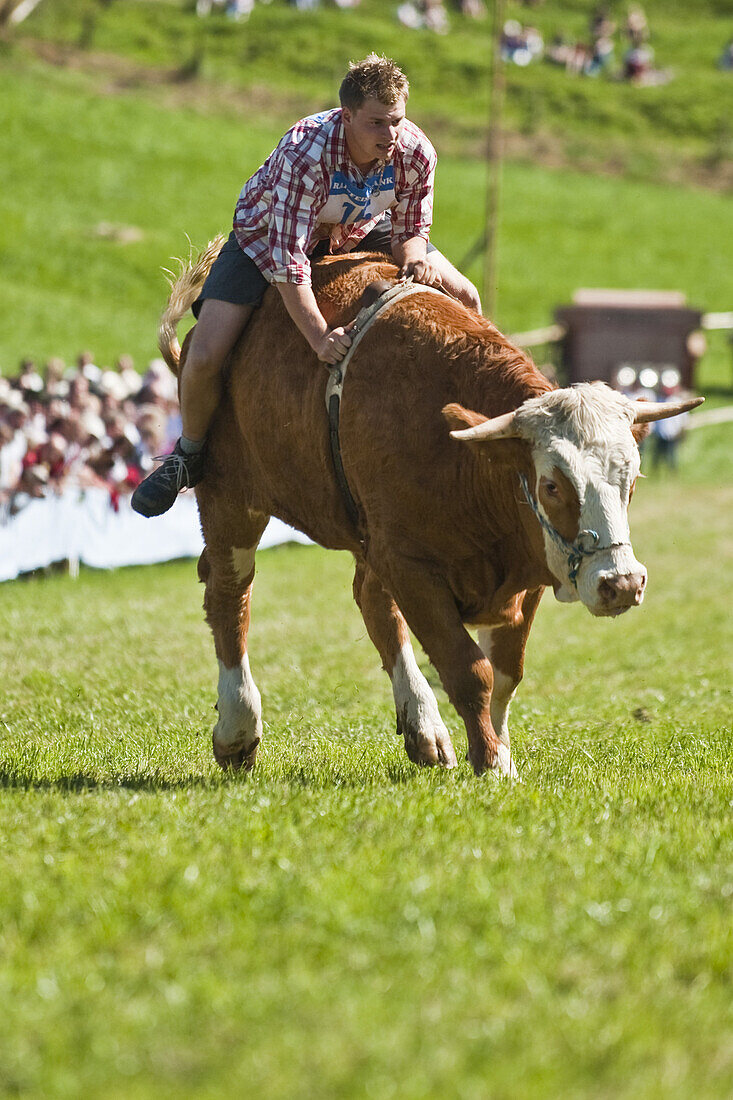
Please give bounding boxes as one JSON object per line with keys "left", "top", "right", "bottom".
{"left": 276, "top": 282, "right": 352, "bottom": 365}
{"left": 392, "top": 236, "right": 442, "bottom": 289}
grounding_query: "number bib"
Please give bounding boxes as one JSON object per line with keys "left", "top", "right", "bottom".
{"left": 318, "top": 165, "right": 396, "bottom": 228}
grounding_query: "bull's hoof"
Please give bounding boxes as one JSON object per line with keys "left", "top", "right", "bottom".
{"left": 467, "top": 742, "right": 518, "bottom": 780}
{"left": 213, "top": 734, "right": 260, "bottom": 773}
{"left": 398, "top": 713, "right": 458, "bottom": 769}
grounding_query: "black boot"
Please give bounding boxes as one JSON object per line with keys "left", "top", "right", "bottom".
{"left": 131, "top": 440, "right": 205, "bottom": 518}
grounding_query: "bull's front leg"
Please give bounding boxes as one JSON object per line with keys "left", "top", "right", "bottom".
{"left": 375, "top": 556, "right": 511, "bottom": 778}
{"left": 353, "top": 560, "right": 457, "bottom": 768}
{"left": 477, "top": 588, "right": 544, "bottom": 779}
{"left": 198, "top": 524, "right": 267, "bottom": 771}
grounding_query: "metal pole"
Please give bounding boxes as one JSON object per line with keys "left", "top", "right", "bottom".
{"left": 483, "top": 0, "right": 506, "bottom": 319}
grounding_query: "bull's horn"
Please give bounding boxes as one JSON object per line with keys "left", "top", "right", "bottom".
{"left": 632, "top": 396, "right": 705, "bottom": 424}
{"left": 450, "top": 410, "right": 518, "bottom": 442}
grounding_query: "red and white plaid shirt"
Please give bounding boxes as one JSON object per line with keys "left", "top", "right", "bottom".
{"left": 233, "top": 108, "right": 436, "bottom": 286}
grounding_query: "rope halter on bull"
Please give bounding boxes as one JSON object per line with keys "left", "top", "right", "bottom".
{"left": 324, "top": 277, "right": 446, "bottom": 531}
{"left": 517, "top": 472, "right": 631, "bottom": 588}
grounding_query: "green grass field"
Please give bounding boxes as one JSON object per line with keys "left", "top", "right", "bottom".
{"left": 12, "top": 0, "right": 733, "bottom": 163}
{"left": 1, "top": 477, "right": 732, "bottom": 1098}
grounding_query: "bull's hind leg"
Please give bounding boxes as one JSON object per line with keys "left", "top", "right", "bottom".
{"left": 198, "top": 510, "right": 270, "bottom": 771}
{"left": 477, "top": 588, "right": 544, "bottom": 778}
{"left": 353, "top": 561, "right": 457, "bottom": 768}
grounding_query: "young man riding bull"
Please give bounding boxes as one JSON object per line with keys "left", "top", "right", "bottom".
{"left": 132, "top": 54, "right": 481, "bottom": 517}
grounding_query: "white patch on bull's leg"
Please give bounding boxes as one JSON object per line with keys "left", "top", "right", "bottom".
{"left": 213, "top": 655, "right": 262, "bottom": 770}
{"left": 477, "top": 627, "right": 519, "bottom": 776}
{"left": 490, "top": 669, "right": 518, "bottom": 749}
{"left": 231, "top": 545, "right": 257, "bottom": 584}
{"left": 492, "top": 742, "right": 518, "bottom": 780}
{"left": 391, "top": 641, "right": 457, "bottom": 768}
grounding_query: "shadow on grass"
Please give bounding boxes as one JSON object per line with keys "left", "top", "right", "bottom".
{"left": 0, "top": 757, "right": 448, "bottom": 792}
{"left": 264, "top": 760, "right": 422, "bottom": 789}
{"left": 0, "top": 768, "right": 224, "bottom": 792}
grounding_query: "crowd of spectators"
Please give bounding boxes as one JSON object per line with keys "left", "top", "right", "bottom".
{"left": 394, "top": 0, "right": 485, "bottom": 34}
{"left": 194, "top": 0, "right": 730, "bottom": 81}
{"left": 195, "top": 0, "right": 359, "bottom": 18}
{"left": 487, "top": 3, "right": 677, "bottom": 87}
{"left": 0, "top": 353, "right": 181, "bottom": 520}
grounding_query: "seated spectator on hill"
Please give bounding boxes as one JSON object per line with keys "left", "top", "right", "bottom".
{"left": 623, "top": 43, "right": 652, "bottom": 81}
{"left": 27, "top": 432, "right": 68, "bottom": 492}
{"left": 500, "top": 20, "right": 544, "bottom": 65}
{"left": 226, "top": 0, "right": 254, "bottom": 19}
{"left": 76, "top": 350, "right": 103, "bottom": 390}
{"left": 546, "top": 33, "right": 591, "bottom": 75}
{"left": 546, "top": 33, "right": 573, "bottom": 68}
{"left": 116, "top": 354, "right": 142, "bottom": 398}
{"left": 523, "top": 25, "right": 544, "bottom": 61}
{"left": 452, "top": 0, "right": 485, "bottom": 18}
{"left": 624, "top": 4, "right": 649, "bottom": 48}
{"left": 623, "top": 42, "right": 671, "bottom": 85}
{"left": 718, "top": 40, "right": 733, "bottom": 71}
{"left": 587, "top": 11, "right": 616, "bottom": 77}
{"left": 590, "top": 4, "right": 614, "bottom": 40}
{"left": 397, "top": 0, "right": 448, "bottom": 33}
{"left": 8, "top": 463, "right": 49, "bottom": 517}
{"left": 587, "top": 33, "right": 615, "bottom": 75}
{"left": 0, "top": 419, "right": 19, "bottom": 507}
{"left": 135, "top": 411, "right": 167, "bottom": 473}
{"left": 18, "top": 358, "right": 44, "bottom": 396}
{"left": 67, "top": 370, "right": 93, "bottom": 414}
{"left": 0, "top": 393, "right": 29, "bottom": 490}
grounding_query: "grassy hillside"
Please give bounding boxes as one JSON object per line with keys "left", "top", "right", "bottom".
{"left": 1, "top": 55, "right": 732, "bottom": 388}
{"left": 10, "top": 0, "right": 733, "bottom": 172}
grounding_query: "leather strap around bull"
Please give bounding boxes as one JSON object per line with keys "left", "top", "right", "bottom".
{"left": 325, "top": 278, "right": 446, "bottom": 531}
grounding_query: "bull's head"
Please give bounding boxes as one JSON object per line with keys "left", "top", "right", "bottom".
{"left": 448, "top": 383, "right": 702, "bottom": 617}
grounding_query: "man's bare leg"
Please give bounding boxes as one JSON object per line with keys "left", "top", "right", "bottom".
{"left": 132, "top": 298, "right": 254, "bottom": 517}
{"left": 180, "top": 299, "right": 255, "bottom": 442}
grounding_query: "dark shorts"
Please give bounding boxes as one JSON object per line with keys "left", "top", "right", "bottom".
{"left": 191, "top": 222, "right": 436, "bottom": 318}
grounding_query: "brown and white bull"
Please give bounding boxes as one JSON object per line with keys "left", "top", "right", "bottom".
{"left": 158, "top": 244, "right": 700, "bottom": 779}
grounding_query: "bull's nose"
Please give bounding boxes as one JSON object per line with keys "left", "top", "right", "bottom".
{"left": 598, "top": 572, "right": 647, "bottom": 608}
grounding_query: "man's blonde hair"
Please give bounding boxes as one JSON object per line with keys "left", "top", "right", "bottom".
{"left": 339, "top": 54, "right": 409, "bottom": 111}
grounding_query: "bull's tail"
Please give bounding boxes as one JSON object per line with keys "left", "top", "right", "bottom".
{"left": 158, "top": 234, "right": 227, "bottom": 376}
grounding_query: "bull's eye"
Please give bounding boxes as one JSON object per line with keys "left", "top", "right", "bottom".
{"left": 542, "top": 479, "right": 559, "bottom": 498}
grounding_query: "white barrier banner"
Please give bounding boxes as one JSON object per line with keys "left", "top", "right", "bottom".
{"left": 0, "top": 489, "right": 311, "bottom": 582}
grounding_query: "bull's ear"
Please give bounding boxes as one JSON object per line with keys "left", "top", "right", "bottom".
{"left": 631, "top": 422, "right": 651, "bottom": 445}
{"left": 442, "top": 403, "right": 487, "bottom": 433}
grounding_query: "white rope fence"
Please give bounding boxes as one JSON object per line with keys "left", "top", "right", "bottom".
{"left": 0, "top": 488, "right": 310, "bottom": 583}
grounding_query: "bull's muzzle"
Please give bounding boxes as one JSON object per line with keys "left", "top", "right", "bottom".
{"left": 595, "top": 571, "right": 647, "bottom": 615}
